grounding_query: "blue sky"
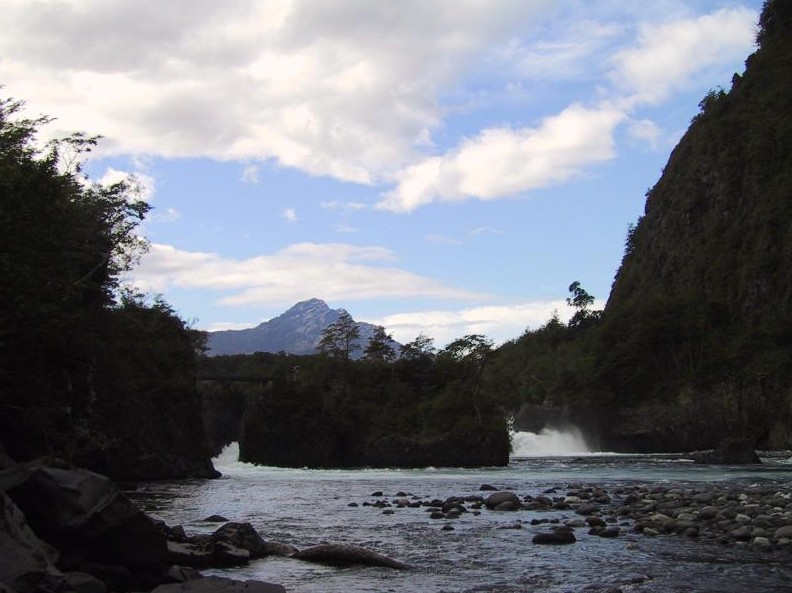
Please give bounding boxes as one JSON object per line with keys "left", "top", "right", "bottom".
{"left": 1, "top": 0, "right": 762, "bottom": 346}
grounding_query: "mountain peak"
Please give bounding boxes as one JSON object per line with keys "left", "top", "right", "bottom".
{"left": 206, "top": 299, "right": 400, "bottom": 357}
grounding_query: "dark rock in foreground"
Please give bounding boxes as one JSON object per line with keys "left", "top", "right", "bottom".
{"left": 152, "top": 576, "right": 285, "bottom": 593}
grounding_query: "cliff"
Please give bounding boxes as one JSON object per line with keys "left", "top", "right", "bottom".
{"left": 598, "top": 0, "right": 792, "bottom": 450}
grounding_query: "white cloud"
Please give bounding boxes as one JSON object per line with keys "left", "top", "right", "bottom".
{"left": 610, "top": 7, "right": 757, "bottom": 106}
{"left": 98, "top": 167, "right": 155, "bottom": 202}
{"left": 626, "top": 118, "right": 664, "bottom": 150}
{"left": 0, "top": 0, "right": 552, "bottom": 183}
{"left": 241, "top": 164, "right": 260, "bottom": 184}
{"left": 128, "top": 241, "right": 488, "bottom": 308}
{"left": 373, "top": 300, "right": 574, "bottom": 346}
{"left": 282, "top": 207, "right": 297, "bottom": 222}
{"left": 379, "top": 103, "right": 625, "bottom": 212}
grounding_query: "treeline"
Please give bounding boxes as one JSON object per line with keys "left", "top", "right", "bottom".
{"left": 0, "top": 98, "right": 215, "bottom": 478}
{"left": 199, "top": 330, "right": 510, "bottom": 467}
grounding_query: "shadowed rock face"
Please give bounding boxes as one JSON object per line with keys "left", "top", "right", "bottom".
{"left": 0, "top": 464, "right": 167, "bottom": 570}
{"left": 0, "top": 492, "right": 61, "bottom": 593}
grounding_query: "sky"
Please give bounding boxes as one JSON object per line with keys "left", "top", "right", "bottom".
{"left": 0, "top": 0, "right": 763, "bottom": 347}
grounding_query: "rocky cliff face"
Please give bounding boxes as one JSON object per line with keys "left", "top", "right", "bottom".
{"left": 598, "top": 0, "right": 792, "bottom": 451}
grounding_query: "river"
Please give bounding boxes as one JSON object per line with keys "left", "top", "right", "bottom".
{"left": 128, "top": 435, "right": 792, "bottom": 593}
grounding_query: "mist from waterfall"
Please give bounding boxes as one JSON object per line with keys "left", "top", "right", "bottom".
{"left": 510, "top": 425, "right": 591, "bottom": 456}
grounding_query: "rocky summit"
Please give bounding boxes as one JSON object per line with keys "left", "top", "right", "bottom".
{"left": 206, "top": 298, "right": 399, "bottom": 357}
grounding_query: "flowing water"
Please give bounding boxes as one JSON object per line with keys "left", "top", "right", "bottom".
{"left": 129, "top": 436, "right": 792, "bottom": 593}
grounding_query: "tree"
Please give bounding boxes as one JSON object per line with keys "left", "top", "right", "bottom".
{"left": 400, "top": 333, "right": 436, "bottom": 360}
{"left": 566, "top": 281, "right": 602, "bottom": 329}
{"left": 363, "top": 325, "right": 396, "bottom": 362}
{"left": 318, "top": 310, "right": 360, "bottom": 360}
{"left": 0, "top": 96, "right": 154, "bottom": 461}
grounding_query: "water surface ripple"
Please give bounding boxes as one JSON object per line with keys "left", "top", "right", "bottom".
{"left": 128, "top": 447, "right": 792, "bottom": 593}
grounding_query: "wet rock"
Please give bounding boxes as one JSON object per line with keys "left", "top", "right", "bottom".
{"left": 203, "top": 515, "right": 228, "bottom": 523}
{"left": 211, "top": 522, "right": 267, "bottom": 558}
{"left": 292, "top": 544, "right": 409, "bottom": 569}
{"left": 484, "top": 492, "right": 521, "bottom": 510}
{"left": 263, "top": 542, "right": 298, "bottom": 557}
{"left": 532, "top": 529, "right": 577, "bottom": 545}
{"left": 575, "top": 503, "right": 599, "bottom": 516}
{"left": 775, "top": 525, "right": 792, "bottom": 539}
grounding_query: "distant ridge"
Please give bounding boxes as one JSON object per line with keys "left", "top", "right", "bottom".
{"left": 206, "top": 298, "right": 398, "bottom": 357}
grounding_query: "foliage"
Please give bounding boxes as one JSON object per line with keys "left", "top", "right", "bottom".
{"left": 363, "top": 325, "right": 396, "bottom": 362}
{"left": 317, "top": 310, "right": 360, "bottom": 360}
{"left": 0, "top": 97, "right": 210, "bottom": 474}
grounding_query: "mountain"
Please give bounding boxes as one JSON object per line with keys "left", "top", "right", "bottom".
{"left": 206, "top": 298, "right": 399, "bottom": 357}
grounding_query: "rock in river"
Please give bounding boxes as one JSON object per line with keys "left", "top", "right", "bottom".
{"left": 293, "top": 544, "right": 409, "bottom": 569}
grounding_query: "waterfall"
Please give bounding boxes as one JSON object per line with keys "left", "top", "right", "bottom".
{"left": 510, "top": 426, "right": 591, "bottom": 456}
{"left": 212, "top": 441, "right": 241, "bottom": 469}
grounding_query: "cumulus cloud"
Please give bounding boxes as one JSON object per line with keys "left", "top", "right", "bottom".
{"left": 379, "top": 103, "right": 625, "bottom": 212}
{"left": 610, "top": 7, "right": 757, "bottom": 106}
{"left": 282, "top": 207, "right": 298, "bottom": 222}
{"left": 129, "top": 242, "right": 488, "bottom": 308}
{"left": 377, "top": 6, "right": 758, "bottom": 213}
{"left": 373, "top": 300, "right": 574, "bottom": 346}
{"left": 0, "top": 0, "right": 550, "bottom": 183}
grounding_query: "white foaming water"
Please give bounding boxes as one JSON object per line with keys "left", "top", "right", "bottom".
{"left": 511, "top": 426, "right": 591, "bottom": 456}
{"left": 212, "top": 441, "right": 244, "bottom": 470}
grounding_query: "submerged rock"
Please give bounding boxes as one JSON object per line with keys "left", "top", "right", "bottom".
{"left": 532, "top": 529, "right": 577, "bottom": 545}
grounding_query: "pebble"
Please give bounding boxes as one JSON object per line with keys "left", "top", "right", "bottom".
{"left": 354, "top": 482, "right": 792, "bottom": 552}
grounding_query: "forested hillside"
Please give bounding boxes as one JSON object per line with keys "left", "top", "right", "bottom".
{"left": 487, "top": 0, "right": 792, "bottom": 452}
{"left": 0, "top": 100, "right": 217, "bottom": 478}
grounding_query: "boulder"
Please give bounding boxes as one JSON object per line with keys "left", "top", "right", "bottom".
{"left": 166, "top": 540, "right": 249, "bottom": 568}
{"left": 152, "top": 576, "right": 285, "bottom": 593}
{"left": 64, "top": 571, "right": 107, "bottom": 593}
{"left": 0, "top": 464, "right": 167, "bottom": 569}
{"left": 0, "top": 492, "right": 63, "bottom": 593}
{"left": 211, "top": 522, "right": 267, "bottom": 558}
{"left": 292, "top": 544, "right": 409, "bottom": 569}
{"left": 484, "top": 491, "right": 521, "bottom": 510}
